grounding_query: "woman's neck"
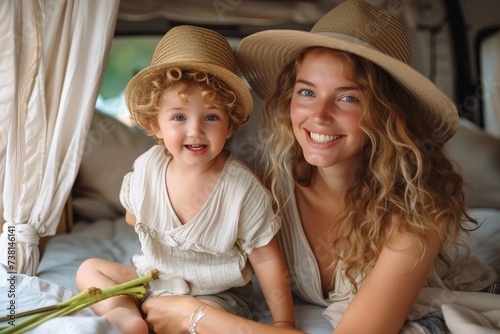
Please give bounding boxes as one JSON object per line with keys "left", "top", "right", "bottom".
{"left": 311, "top": 166, "right": 352, "bottom": 197}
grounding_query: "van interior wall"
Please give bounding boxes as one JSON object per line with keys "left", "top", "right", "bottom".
{"left": 479, "top": 29, "right": 500, "bottom": 136}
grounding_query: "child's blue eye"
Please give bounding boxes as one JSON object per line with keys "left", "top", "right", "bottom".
{"left": 173, "top": 115, "right": 185, "bottom": 121}
{"left": 206, "top": 115, "right": 219, "bottom": 121}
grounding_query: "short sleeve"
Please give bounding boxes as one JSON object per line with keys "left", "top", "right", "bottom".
{"left": 238, "top": 209, "right": 281, "bottom": 253}
{"left": 230, "top": 163, "right": 281, "bottom": 253}
{"left": 119, "top": 171, "right": 133, "bottom": 214}
{"left": 118, "top": 145, "right": 166, "bottom": 218}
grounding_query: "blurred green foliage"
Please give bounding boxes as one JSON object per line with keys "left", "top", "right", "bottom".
{"left": 100, "top": 36, "right": 161, "bottom": 99}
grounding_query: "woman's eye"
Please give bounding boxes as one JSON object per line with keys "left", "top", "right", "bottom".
{"left": 298, "top": 89, "right": 314, "bottom": 97}
{"left": 206, "top": 115, "right": 219, "bottom": 121}
{"left": 340, "top": 95, "right": 357, "bottom": 103}
{"left": 173, "top": 115, "right": 185, "bottom": 121}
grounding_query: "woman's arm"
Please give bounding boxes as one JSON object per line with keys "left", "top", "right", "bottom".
{"left": 248, "top": 236, "right": 295, "bottom": 327}
{"left": 333, "top": 229, "right": 442, "bottom": 334}
{"left": 142, "top": 295, "right": 306, "bottom": 334}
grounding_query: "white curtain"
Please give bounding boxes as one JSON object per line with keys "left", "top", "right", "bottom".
{"left": 480, "top": 29, "right": 500, "bottom": 137}
{"left": 0, "top": 0, "right": 119, "bottom": 275}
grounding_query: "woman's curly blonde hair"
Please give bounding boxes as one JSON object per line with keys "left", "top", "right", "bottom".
{"left": 259, "top": 47, "right": 478, "bottom": 291}
{"left": 129, "top": 68, "right": 248, "bottom": 152}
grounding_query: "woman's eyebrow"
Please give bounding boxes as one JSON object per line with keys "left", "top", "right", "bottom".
{"left": 295, "top": 79, "right": 315, "bottom": 87}
{"left": 295, "top": 79, "right": 361, "bottom": 92}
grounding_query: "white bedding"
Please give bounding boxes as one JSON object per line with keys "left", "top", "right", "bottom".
{"left": 37, "top": 218, "right": 332, "bottom": 332}
{"left": 3, "top": 217, "right": 333, "bottom": 333}
{"left": 0, "top": 265, "right": 120, "bottom": 334}
{"left": 0, "top": 208, "right": 498, "bottom": 333}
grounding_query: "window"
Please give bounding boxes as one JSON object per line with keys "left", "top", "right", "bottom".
{"left": 96, "top": 35, "right": 162, "bottom": 126}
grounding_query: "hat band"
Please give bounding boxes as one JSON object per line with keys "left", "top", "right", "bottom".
{"left": 316, "top": 32, "right": 375, "bottom": 50}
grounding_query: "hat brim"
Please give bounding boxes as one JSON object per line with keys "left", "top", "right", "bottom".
{"left": 237, "top": 29, "right": 458, "bottom": 142}
{"left": 125, "top": 61, "right": 253, "bottom": 120}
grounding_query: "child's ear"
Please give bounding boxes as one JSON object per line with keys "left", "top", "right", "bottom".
{"left": 226, "top": 125, "right": 234, "bottom": 140}
{"left": 149, "top": 120, "right": 162, "bottom": 139}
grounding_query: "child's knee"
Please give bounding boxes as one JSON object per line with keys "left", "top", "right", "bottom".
{"left": 75, "top": 258, "right": 101, "bottom": 289}
{"left": 77, "top": 258, "right": 100, "bottom": 274}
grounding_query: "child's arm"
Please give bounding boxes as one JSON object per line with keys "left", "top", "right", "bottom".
{"left": 125, "top": 210, "right": 137, "bottom": 227}
{"left": 248, "top": 236, "right": 295, "bottom": 328}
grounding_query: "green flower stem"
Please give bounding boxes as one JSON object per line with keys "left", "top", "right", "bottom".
{"left": 12, "top": 285, "right": 149, "bottom": 334}
{"left": 0, "top": 269, "right": 159, "bottom": 334}
{"left": 0, "top": 305, "right": 59, "bottom": 323}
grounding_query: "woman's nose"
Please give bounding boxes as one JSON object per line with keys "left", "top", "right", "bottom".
{"left": 311, "top": 100, "right": 333, "bottom": 123}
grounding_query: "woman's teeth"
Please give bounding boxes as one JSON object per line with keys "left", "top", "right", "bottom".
{"left": 309, "top": 132, "right": 341, "bottom": 143}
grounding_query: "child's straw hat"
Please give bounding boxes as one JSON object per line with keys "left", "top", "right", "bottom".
{"left": 125, "top": 25, "right": 253, "bottom": 118}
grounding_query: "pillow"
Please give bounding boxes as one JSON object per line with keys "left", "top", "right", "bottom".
{"left": 72, "top": 111, "right": 155, "bottom": 220}
{"left": 447, "top": 118, "right": 500, "bottom": 209}
{"left": 468, "top": 208, "right": 500, "bottom": 277}
{"left": 225, "top": 90, "right": 264, "bottom": 171}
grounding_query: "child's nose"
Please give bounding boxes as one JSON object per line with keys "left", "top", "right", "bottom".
{"left": 187, "top": 119, "right": 204, "bottom": 137}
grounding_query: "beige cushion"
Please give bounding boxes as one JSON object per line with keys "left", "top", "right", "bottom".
{"left": 447, "top": 119, "right": 500, "bottom": 209}
{"left": 72, "top": 111, "right": 155, "bottom": 220}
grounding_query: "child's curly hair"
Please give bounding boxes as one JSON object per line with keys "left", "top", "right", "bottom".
{"left": 129, "top": 68, "right": 248, "bottom": 149}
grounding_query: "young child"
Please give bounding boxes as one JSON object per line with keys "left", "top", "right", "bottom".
{"left": 76, "top": 25, "right": 295, "bottom": 334}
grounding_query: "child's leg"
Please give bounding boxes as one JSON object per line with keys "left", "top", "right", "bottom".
{"left": 195, "top": 282, "right": 254, "bottom": 319}
{"left": 197, "top": 298, "right": 227, "bottom": 311}
{"left": 76, "top": 258, "right": 148, "bottom": 334}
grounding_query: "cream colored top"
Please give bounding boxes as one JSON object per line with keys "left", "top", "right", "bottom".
{"left": 120, "top": 145, "right": 280, "bottom": 297}
{"left": 278, "top": 180, "right": 500, "bottom": 332}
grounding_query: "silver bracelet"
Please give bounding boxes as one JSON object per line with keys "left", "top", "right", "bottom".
{"left": 188, "top": 303, "right": 209, "bottom": 334}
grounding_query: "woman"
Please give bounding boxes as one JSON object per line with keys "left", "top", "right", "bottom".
{"left": 142, "top": 1, "right": 500, "bottom": 333}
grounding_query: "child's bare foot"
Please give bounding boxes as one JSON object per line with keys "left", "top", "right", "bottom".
{"left": 104, "top": 306, "right": 148, "bottom": 334}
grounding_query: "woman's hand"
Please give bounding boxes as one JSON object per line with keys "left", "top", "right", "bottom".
{"left": 142, "top": 294, "right": 307, "bottom": 334}
{"left": 142, "top": 295, "right": 198, "bottom": 334}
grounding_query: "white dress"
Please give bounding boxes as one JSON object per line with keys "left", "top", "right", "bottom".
{"left": 278, "top": 181, "right": 500, "bottom": 333}
{"left": 120, "top": 145, "right": 280, "bottom": 297}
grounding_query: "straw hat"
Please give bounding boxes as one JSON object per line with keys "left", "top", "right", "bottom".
{"left": 237, "top": 0, "right": 459, "bottom": 142}
{"left": 125, "top": 25, "right": 253, "bottom": 119}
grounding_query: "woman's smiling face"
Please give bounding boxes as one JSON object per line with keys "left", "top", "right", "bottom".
{"left": 290, "top": 48, "right": 368, "bottom": 170}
